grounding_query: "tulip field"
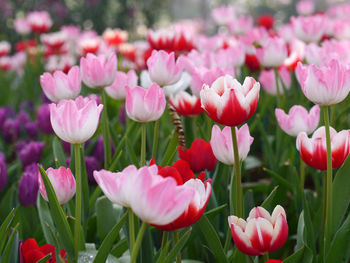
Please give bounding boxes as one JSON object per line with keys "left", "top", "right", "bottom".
{"left": 1, "top": 1, "right": 350, "bottom": 262}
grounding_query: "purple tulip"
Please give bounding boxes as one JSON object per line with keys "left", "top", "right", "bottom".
{"left": 18, "top": 164, "right": 39, "bottom": 206}
{"left": 0, "top": 153, "right": 7, "bottom": 191}
{"left": 16, "top": 111, "right": 30, "bottom": 127}
{"left": 3, "top": 118, "right": 20, "bottom": 142}
{"left": 24, "top": 121, "right": 38, "bottom": 139}
{"left": 85, "top": 156, "right": 100, "bottom": 184}
{"left": 92, "top": 136, "right": 115, "bottom": 164}
{"left": 37, "top": 104, "right": 53, "bottom": 134}
{"left": 18, "top": 141, "right": 44, "bottom": 168}
{"left": 0, "top": 108, "right": 6, "bottom": 131}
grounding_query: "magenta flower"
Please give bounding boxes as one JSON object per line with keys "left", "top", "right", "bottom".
{"left": 105, "top": 70, "right": 138, "bottom": 100}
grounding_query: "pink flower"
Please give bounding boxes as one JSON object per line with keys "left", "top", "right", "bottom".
{"left": 94, "top": 165, "right": 195, "bottom": 225}
{"left": 40, "top": 66, "right": 81, "bottom": 102}
{"left": 210, "top": 124, "right": 253, "bottom": 165}
{"left": 125, "top": 83, "right": 166, "bottom": 122}
{"left": 228, "top": 16, "right": 253, "bottom": 35}
{"left": 169, "top": 91, "right": 203, "bottom": 116}
{"left": 291, "top": 15, "right": 326, "bottom": 43}
{"left": 26, "top": 11, "right": 52, "bottom": 34}
{"left": 211, "top": 5, "right": 235, "bottom": 25}
{"left": 0, "top": 41, "right": 11, "bottom": 57}
{"left": 228, "top": 206, "right": 288, "bottom": 256}
{"left": 258, "top": 66, "right": 291, "bottom": 95}
{"left": 49, "top": 96, "right": 103, "bottom": 144}
{"left": 38, "top": 167, "right": 76, "bottom": 205}
{"left": 275, "top": 105, "right": 320, "bottom": 136}
{"left": 296, "top": 0, "right": 315, "bottom": 16}
{"left": 41, "top": 31, "right": 67, "bottom": 50}
{"left": 200, "top": 75, "right": 260, "bottom": 127}
{"left": 296, "top": 126, "right": 349, "bottom": 170}
{"left": 333, "top": 18, "right": 350, "bottom": 40}
{"left": 14, "top": 18, "right": 31, "bottom": 35}
{"left": 105, "top": 70, "right": 138, "bottom": 100}
{"left": 256, "top": 37, "right": 288, "bottom": 68}
{"left": 102, "top": 28, "right": 128, "bottom": 47}
{"left": 80, "top": 53, "right": 117, "bottom": 88}
{"left": 215, "top": 45, "right": 245, "bottom": 69}
{"left": 147, "top": 50, "right": 183, "bottom": 86}
{"left": 296, "top": 60, "right": 350, "bottom": 106}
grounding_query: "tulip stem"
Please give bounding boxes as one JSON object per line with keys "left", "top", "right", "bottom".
{"left": 274, "top": 68, "right": 282, "bottom": 109}
{"left": 158, "top": 231, "right": 168, "bottom": 260}
{"left": 141, "top": 123, "right": 147, "bottom": 167}
{"left": 300, "top": 156, "right": 305, "bottom": 190}
{"left": 262, "top": 253, "right": 269, "bottom": 261}
{"left": 231, "top": 127, "right": 243, "bottom": 218}
{"left": 322, "top": 105, "right": 333, "bottom": 256}
{"left": 174, "top": 230, "right": 182, "bottom": 263}
{"left": 74, "top": 143, "right": 82, "bottom": 260}
{"left": 130, "top": 221, "right": 147, "bottom": 263}
{"left": 101, "top": 90, "right": 112, "bottom": 169}
{"left": 128, "top": 208, "right": 135, "bottom": 253}
{"left": 152, "top": 120, "right": 159, "bottom": 159}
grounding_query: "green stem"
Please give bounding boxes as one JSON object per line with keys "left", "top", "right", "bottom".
{"left": 158, "top": 231, "right": 169, "bottom": 261}
{"left": 74, "top": 144, "right": 82, "bottom": 260}
{"left": 274, "top": 68, "right": 282, "bottom": 109}
{"left": 141, "top": 123, "right": 147, "bottom": 167}
{"left": 174, "top": 230, "right": 181, "bottom": 263}
{"left": 231, "top": 127, "right": 243, "bottom": 218}
{"left": 262, "top": 253, "right": 269, "bottom": 262}
{"left": 128, "top": 208, "right": 135, "bottom": 253}
{"left": 130, "top": 222, "right": 147, "bottom": 263}
{"left": 101, "top": 90, "right": 112, "bottom": 169}
{"left": 152, "top": 120, "right": 159, "bottom": 159}
{"left": 322, "top": 105, "right": 333, "bottom": 256}
{"left": 229, "top": 166, "right": 235, "bottom": 214}
{"left": 300, "top": 156, "right": 305, "bottom": 190}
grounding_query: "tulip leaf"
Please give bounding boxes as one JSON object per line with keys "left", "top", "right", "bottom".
{"left": 160, "top": 131, "right": 178, "bottom": 166}
{"left": 38, "top": 166, "right": 74, "bottom": 259}
{"left": 110, "top": 238, "right": 128, "bottom": 258}
{"left": 1, "top": 223, "right": 19, "bottom": 263}
{"left": 161, "top": 228, "right": 192, "bottom": 263}
{"left": 93, "top": 210, "right": 128, "bottom": 263}
{"left": 0, "top": 208, "right": 15, "bottom": 253}
{"left": 80, "top": 146, "right": 90, "bottom": 225}
{"left": 113, "top": 121, "right": 136, "bottom": 157}
{"left": 108, "top": 150, "right": 123, "bottom": 172}
{"left": 261, "top": 186, "right": 279, "bottom": 210}
{"left": 52, "top": 136, "right": 66, "bottom": 168}
{"left": 263, "top": 168, "right": 293, "bottom": 191}
{"left": 204, "top": 204, "right": 227, "bottom": 219}
{"left": 36, "top": 253, "right": 53, "bottom": 263}
{"left": 37, "top": 195, "right": 58, "bottom": 247}
{"left": 197, "top": 215, "right": 228, "bottom": 263}
{"left": 284, "top": 246, "right": 313, "bottom": 263}
{"left": 332, "top": 154, "right": 350, "bottom": 234}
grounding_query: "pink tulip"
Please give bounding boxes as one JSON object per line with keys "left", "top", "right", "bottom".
{"left": 94, "top": 165, "right": 195, "bottom": 225}
{"left": 40, "top": 66, "right": 81, "bottom": 102}
{"left": 80, "top": 53, "right": 117, "bottom": 88}
{"left": 14, "top": 18, "right": 31, "bottom": 35}
{"left": 211, "top": 5, "right": 235, "bottom": 25}
{"left": 258, "top": 66, "right": 291, "bottom": 95}
{"left": 0, "top": 41, "right": 11, "bottom": 57}
{"left": 26, "top": 11, "right": 52, "bottom": 34}
{"left": 228, "top": 205, "right": 288, "bottom": 256}
{"left": 125, "top": 83, "right": 166, "bottom": 122}
{"left": 169, "top": 91, "right": 203, "bottom": 116}
{"left": 147, "top": 50, "right": 183, "bottom": 86}
{"left": 291, "top": 15, "right": 326, "bottom": 43}
{"left": 41, "top": 31, "right": 67, "bottom": 50}
{"left": 296, "top": 0, "right": 315, "bottom": 16}
{"left": 200, "top": 75, "right": 260, "bottom": 127}
{"left": 105, "top": 70, "right": 138, "bottom": 100}
{"left": 297, "top": 126, "right": 349, "bottom": 170}
{"left": 333, "top": 18, "right": 350, "bottom": 40}
{"left": 49, "top": 96, "right": 103, "bottom": 144}
{"left": 210, "top": 124, "right": 254, "bottom": 165}
{"left": 275, "top": 105, "right": 320, "bottom": 136}
{"left": 228, "top": 16, "right": 253, "bottom": 36}
{"left": 296, "top": 60, "right": 350, "bottom": 106}
{"left": 38, "top": 167, "right": 76, "bottom": 205}
{"left": 256, "top": 37, "right": 288, "bottom": 68}
{"left": 215, "top": 45, "right": 245, "bottom": 69}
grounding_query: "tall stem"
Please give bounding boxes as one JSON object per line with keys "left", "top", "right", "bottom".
{"left": 101, "top": 90, "right": 111, "bottom": 169}
{"left": 141, "top": 123, "right": 147, "bottom": 167}
{"left": 274, "top": 68, "right": 282, "bottom": 109}
{"left": 152, "top": 120, "right": 159, "bottom": 159}
{"left": 158, "top": 231, "right": 169, "bottom": 261}
{"left": 262, "top": 253, "right": 269, "bottom": 262}
{"left": 128, "top": 208, "right": 135, "bottom": 253}
{"left": 174, "top": 230, "right": 181, "bottom": 263}
{"left": 130, "top": 222, "right": 147, "bottom": 263}
{"left": 74, "top": 143, "right": 82, "bottom": 259}
{"left": 322, "top": 106, "right": 333, "bottom": 256}
{"left": 300, "top": 156, "right": 305, "bottom": 190}
{"left": 231, "top": 127, "right": 243, "bottom": 218}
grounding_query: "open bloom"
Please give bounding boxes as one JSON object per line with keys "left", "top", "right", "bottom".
{"left": 200, "top": 75, "right": 260, "bottom": 127}
{"left": 26, "top": 11, "right": 52, "bottom": 34}
{"left": 38, "top": 167, "right": 76, "bottom": 205}
{"left": 0, "top": 41, "right": 10, "bottom": 57}
{"left": 296, "top": 60, "right": 350, "bottom": 106}
{"left": 105, "top": 70, "right": 138, "bottom": 100}
{"left": 228, "top": 205, "right": 288, "bottom": 256}
{"left": 169, "top": 91, "right": 203, "bottom": 116}
{"left": 147, "top": 50, "right": 183, "bottom": 86}
{"left": 291, "top": 15, "right": 326, "bottom": 43}
{"left": 297, "top": 126, "right": 349, "bottom": 170}
{"left": 259, "top": 66, "right": 291, "bottom": 95}
{"left": 49, "top": 96, "right": 103, "bottom": 144}
{"left": 256, "top": 37, "right": 288, "bottom": 68}
{"left": 275, "top": 105, "right": 320, "bottom": 136}
{"left": 94, "top": 165, "right": 195, "bottom": 225}
{"left": 80, "top": 53, "right": 117, "bottom": 88}
{"left": 40, "top": 66, "right": 81, "bottom": 102}
{"left": 125, "top": 83, "right": 166, "bottom": 122}
{"left": 210, "top": 124, "right": 254, "bottom": 165}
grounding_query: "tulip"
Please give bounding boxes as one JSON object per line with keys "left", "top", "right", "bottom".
{"left": 94, "top": 165, "right": 195, "bottom": 225}
{"left": 84, "top": 156, "right": 100, "bottom": 185}
{"left": 41, "top": 31, "right": 67, "bottom": 50}
{"left": 102, "top": 28, "right": 128, "bottom": 47}
{"left": 49, "top": 96, "right": 103, "bottom": 144}
{"left": 105, "top": 70, "right": 138, "bottom": 100}
{"left": 258, "top": 67, "right": 291, "bottom": 95}
{"left": 265, "top": 260, "right": 283, "bottom": 263}
{"left": 18, "top": 141, "right": 44, "bottom": 168}
{"left": 210, "top": 124, "right": 254, "bottom": 165}
{"left": 125, "top": 83, "right": 166, "bottom": 122}
{"left": 291, "top": 15, "right": 326, "bottom": 43}
{"left": 296, "top": 0, "right": 315, "bottom": 16}
{"left": 147, "top": 50, "right": 183, "bottom": 86}
{"left": 24, "top": 121, "right": 38, "bottom": 139}
{"left": 211, "top": 5, "right": 235, "bottom": 26}
{"left": 14, "top": 18, "right": 31, "bottom": 35}
{"left": 38, "top": 167, "right": 76, "bottom": 205}
{"left": 0, "top": 41, "right": 10, "bottom": 57}
{"left": 178, "top": 139, "right": 217, "bottom": 173}
{"left": 80, "top": 53, "right": 117, "bottom": 88}
{"left": 3, "top": 118, "right": 20, "bottom": 143}
{"left": 169, "top": 91, "right": 203, "bottom": 116}
{"left": 200, "top": 75, "right": 260, "bottom": 127}
{"left": 0, "top": 153, "right": 7, "bottom": 191}
{"left": 275, "top": 105, "right": 320, "bottom": 136}
{"left": 26, "top": 11, "right": 52, "bottom": 34}
{"left": 296, "top": 60, "right": 350, "bottom": 106}
{"left": 228, "top": 16, "right": 253, "bottom": 36}
{"left": 40, "top": 66, "right": 81, "bottom": 102}
{"left": 228, "top": 205, "right": 288, "bottom": 256}
{"left": 256, "top": 37, "right": 288, "bottom": 68}
{"left": 37, "top": 104, "right": 54, "bottom": 134}
{"left": 257, "top": 14, "right": 274, "bottom": 30}
{"left": 296, "top": 126, "right": 349, "bottom": 170}
{"left": 18, "top": 164, "right": 39, "bottom": 206}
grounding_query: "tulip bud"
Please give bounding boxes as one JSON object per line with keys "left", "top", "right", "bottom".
{"left": 18, "top": 164, "right": 39, "bottom": 206}
{"left": 18, "top": 141, "right": 44, "bottom": 168}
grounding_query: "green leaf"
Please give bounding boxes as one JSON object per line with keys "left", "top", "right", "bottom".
{"left": 1, "top": 223, "right": 19, "bottom": 263}
{"left": 113, "top": 121, "right": 136, "bottom": 157}
{"left": 295, "top": 211, "right": 305, "bottom": 251}
{"left": 261, "top": 186, "right": 279, "bottom": 210}
{"left": 263, "top": 167, "right": 293, "bottom": 191}
{"left": 93, "top": 211, "right": 128, "bottom": 263}
{"left": 36, "top": 253, "right": 53, "bottom": 263}
{"left": 204, "top": 204, "right": 227, "bottom": 218}
{"left": 37, "top": 195, "right": 58, "bottom": 247}
{"left": 160, "top": 131, "right": 178, "bottom": 166}
{"left": 197, "top": 215, "right": 228, "bottom": 263}
{"left": 160, "top": 228, "right": 192, "bottom": 263}
{"left": 52, "top": 136, "right": 66, "bottom": 168}
{"left": 0, "top": 208, "right": 15, "bottom": 253}
{"left": 108, "top": 150, "right": 123, "bottom": 172}
{"left": 284, "top": 246, "right": 313, "bottom": 263}
{"left": 38, "top": 166, "right": 74, "bottom": 259}
{"left": 110, "top": 238, "right": 128, "bottom": 258}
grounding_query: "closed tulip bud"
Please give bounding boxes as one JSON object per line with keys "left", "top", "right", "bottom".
{"left": 18, "top": 164, "right": 39, "bottom": 206}
{"left": 19, "top": 141, "right": 44, "bottom": 168}
{"left": 105, "top": 70, "right": 138, "bottom": 100}
{"left": 228, "top": 205, "right": 288, "bottom": 256}
{"left": 24, "top": 121, "right": 38, "bottom": 139}
{"left": 275, "top": 105, "right": 320, "bottom": 137}
{"left": 40, "top": 66, "right": 81, "bottom": 102}
{"left": 38, "top": 167, "right": 76, "bottom": 205}
{"left": 0, "top": 153, "right": 7, "bottom": 191}
{"left": 49, "top": 96, "right": 103, "bottom": 144}
{"left": 3, "top": 118, "right": 20, "bottom": 142}
{"left": 37, "top": 104, "right": 54, "bottom": 134}
{"left": 169, "top": 91, "right": 203, "bottom": 116}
